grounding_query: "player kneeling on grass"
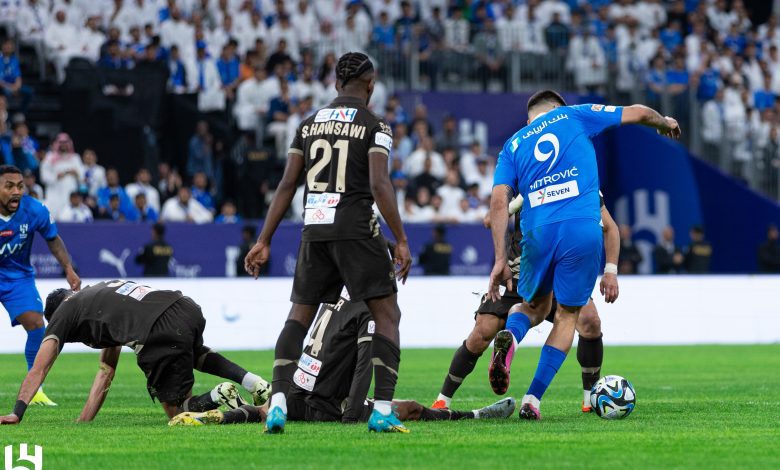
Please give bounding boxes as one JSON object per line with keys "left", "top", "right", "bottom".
{"left": 434, "top": 192, "right": 619, "bottom": 413}
{"left": 170, "top": 293, "right": 516, "bottom": 427}
{"left": 0, "top": 280, "right": 270, "bottom": 425}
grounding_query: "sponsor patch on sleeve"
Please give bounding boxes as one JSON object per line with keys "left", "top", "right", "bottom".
{"left": 604, "top": 105, "right": 616, "bottom": 112}
{"left": 293, "top": 368, "right": 317, "bottom": 392}
{"left": 298, "top": 353, "right": 323, "bottom": 377}
{"left": 374, "top": 132, "right": 393, "bottom": 151}
{"left": 128, "top": 285, "right": 156, "bottom": 301}
{"left": 591, "top": 104, "right": 604, "bottom": 112}
{"left": 367, "top": 321, "right": 375, "bottom": 334}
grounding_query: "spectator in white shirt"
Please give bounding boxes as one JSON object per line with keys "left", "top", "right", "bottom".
{"left": 57, "top": 191, "right": 93, "bottom": 223}
{"left": 537, "top": 0, "right": 570, "bottom": 27}
{"left": 234, "top": 66, "right": 271, "bottom": 135}
{"left": 457, "top": 197, "right": 487, "bottom": 224}
{"left": 436, "top": 170, "right": 466, "bottom": 221}
{"left": 405, "top": 136, "right": 447, "bottom": 180}
{"left": 291, "top": 0, "right": 319, "bottom": 51}
{"left": 126, "top": 167, "right": 161, "bottom": 212}
{"left": 40, "top": 133, "right": 85, "bottom": 216}
{"left": 45, "top": 10, "right": 81, "bottom": 82}
{"left": 568, "top": 27, "right": 607, "bottom": 94}
{"left": 160, "top": 186, "right": 213, "bottom": 223}
{"left": 82, "top": 148, "right": 107, "bottom": 197}
{"left": 293, "top": 65, "right": 327, "bottom": 108}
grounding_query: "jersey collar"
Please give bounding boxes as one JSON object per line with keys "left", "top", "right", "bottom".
{"left": 330, "top": 96, "right": 365, "bottom": 106}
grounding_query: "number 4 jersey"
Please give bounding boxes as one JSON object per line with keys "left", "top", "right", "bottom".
{"left": 289, "top": 96, "right": 394, "bottom": 241}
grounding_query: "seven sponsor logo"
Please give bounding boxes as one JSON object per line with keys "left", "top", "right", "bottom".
{"left": 528, "top": 180, "right": 580, "bottom": 208}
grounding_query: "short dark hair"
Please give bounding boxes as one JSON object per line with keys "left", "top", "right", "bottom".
{"left": 691, "top": 225, "right": 705, "bottom": 235}
{"left": 153, "top": 222, "right": 166, "bottom": 237}
{"left": 527, "top": 89, "right": 567, "bottom": 113}
{"left": 336, "top": 52, "right": 374, "bottom": 87}
{"left": 44, "top": 288, "right": 73, "bottom": 322}
{"left": 0, "top": 165, "right": 22, "bottom": 176}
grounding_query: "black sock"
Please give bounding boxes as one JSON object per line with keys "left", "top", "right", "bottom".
{"left": 182, "top": 391, "right": 218, "bottom": 412}
{"left": 440, "top": 341, "right": 482, "bottom": 399}
{"left": 419, "top": 407, "right": 475, "bottom": 421}
{"left": 371, "top": 333, "right": 400, "bottom": 401}
{"left": 577, "top": 334, "right": 603, "bottom": 391}
{"left": 272, "top": 319, "right": 309, "bottom": 396}
{"left": 196, "top": 349, "right": 248, "bottom": 384}
{"left": 221, "top": 405, "right": 263, "bottom": 424}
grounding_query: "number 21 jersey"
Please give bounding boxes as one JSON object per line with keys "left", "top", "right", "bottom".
{"left": 289, "top": 96, "right": 394, "bottom": 242}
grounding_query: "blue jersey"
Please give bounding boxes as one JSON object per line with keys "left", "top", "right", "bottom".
{"left": 0, "top": 195, "right": 58, "bottom": 281}
{"left": 494, "top": 104, "right": 623, "bottom": 234}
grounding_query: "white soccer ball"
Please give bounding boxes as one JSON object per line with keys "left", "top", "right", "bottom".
{"left": 590, "top": 375, "right": 636, "bottom": 420}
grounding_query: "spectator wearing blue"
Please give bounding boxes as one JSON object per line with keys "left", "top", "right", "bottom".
{"left": 696, "top": 56, "right": 721, "bottom": 102}
{"left": 0, "top": 120, "right": 11, "bottom": 166}
{"left": 545, "top": 12, "right": 571, "bottom": 53}
{"left": 373, "top": 11, "right": 396, "bottom": 51}
{"left": 167, "top": 45, "right": 187, "bottom": 93}
{"left": 753, "top": 74, "right": 776, "bottom": 111}
{"left": 215, "top": 200, "right": 241, "bottom": 224}
{"left": 187, "top": 120, "right": 215, "bottom": 182}
{"left": 645, "top": 55, "right": 666, "bottom": 110}
{"left": 723, "top": 24, "right": 746, "bottom": 54}
{"left": 98, "top": 40, "right": 129, "bottom": 69}
{"left": 0, "top": 39, "right": 33, "bottom": 113}
{"left": 133, "top": 192, "right": 158, "bottom": 222}
{"left": 660, "top": 22, "right": 683, "bottom": 52}
{"left": 126, "top": 26, "right": 147, "bottom": 62}
{"left": 97, "top": 168, "right": 134, "bottom": 215}
{"left": 395, "top": 1, "right": 417, "bottom": 49}
{"left": 191, "top": 171, "right": 215, "bottom": 213}
{"left": 96, "top": 193, "right": 138, "bottom": 221}
{"left": 9, "top": 122, "right": 39, "bottom": 174}
{"left": 216, "top": 41, "right": 240, "bottom": 100}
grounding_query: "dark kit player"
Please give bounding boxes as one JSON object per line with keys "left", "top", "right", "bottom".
{"left": 0, "top": 281, "right": 270, "bottom": 425}
{"left": 170, "top": 292, "right": 516, "bottom": 426}
{"left": 244, "top": 52, "right": 412, "bottom": 433}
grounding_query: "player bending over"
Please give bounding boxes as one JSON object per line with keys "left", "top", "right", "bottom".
{"left": 433, "top": 191, "right": 619, "bottom": 412}
{"left": 244, "top": 52, "right": 412, "bottom": 433}
{"left": 170, "top": 294, "right": 516, "bottom": 426}
{"left": 0, "top": 281, "right": 270, "bottom": 425}
{"left": 488, "top": 90, "right": 679, "bottom": 420}
{"left": 0, "top": 164, "right": 81, "bottom": 406}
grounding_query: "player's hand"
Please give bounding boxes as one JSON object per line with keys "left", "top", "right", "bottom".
{"left": 488, "top": 261, "right": 512, "bottom": 302}
{"left": 244, "top": 240, "right": 270, "bottom": 279}
{"left": 393, "top": 241, "right": 411, "bottom": 284}
{"left": 658, "top": 116, "right": 681, "bottom": 139}
{"left": 0, "top": 414, "right": 20, "bottom": 425}
{"left": 600, "top": 273, "right": 619, "bottom": 303}
{"left": 66, "top": 267, "right": 81, "bottom": 291}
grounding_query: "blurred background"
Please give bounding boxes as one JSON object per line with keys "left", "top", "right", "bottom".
{"left": 2, "top": 0, "right": 780, "bottom": 278}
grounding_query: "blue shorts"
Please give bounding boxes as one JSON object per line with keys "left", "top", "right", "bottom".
{"left": 0, "top": 277, "right": 44, "bottom": 326}
{"left": 517, "top": 219, "right": 603, "bottom": 308}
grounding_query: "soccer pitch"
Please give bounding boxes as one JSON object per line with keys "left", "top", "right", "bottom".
{"left": 1, "top": 345, "right": 778, "bottom": 469}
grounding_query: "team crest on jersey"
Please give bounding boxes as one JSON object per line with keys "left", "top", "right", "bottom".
{"left": 314, "top": 107, "right": 358, "bottom": 123}
{"left": 19, "top": 224, "right": 28, "bottom": 239}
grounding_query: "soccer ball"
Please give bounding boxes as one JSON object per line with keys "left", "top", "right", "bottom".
{"left": 590, "top": 375, "right": 636, "bottom": 420}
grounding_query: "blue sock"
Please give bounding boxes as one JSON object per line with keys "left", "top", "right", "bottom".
{"left": 505, "top": 313, "right": 531, "bottom": 344}
{"left": 527, "top": 345, "right": 568, "bottom": 400}
{"left": 25, "top": 327, "right": 45, "bottom": 371}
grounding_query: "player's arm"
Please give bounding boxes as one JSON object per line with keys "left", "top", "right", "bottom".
{"left": 244, "top": 152, "right": 305, "bottom": 278}
{"left": 620, "top": 104, "right": 681, "bottom": 139}
{"left": 369, "top": 151, "right": 411, "bottom": 283}
{"left": 46, "top": 235, "right": 81, "bottom": 291}
{"left": 488, "top": 184, "right": 513, "bottom": 302}
{"left": 600, "top": 206, "right": 619, "bottom": 303}
{"left": 77, "top": 346, "right": 121, "bottom": 423}
{"left": 342, "top": 313, "right": 374, "bottom": 423}
{"left": 0, "top": 339, "right": 59, "bottom": 424}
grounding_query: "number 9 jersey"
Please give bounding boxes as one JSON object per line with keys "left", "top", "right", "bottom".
{"left": 289, "top": 96, "right": 394, "bottom": 242}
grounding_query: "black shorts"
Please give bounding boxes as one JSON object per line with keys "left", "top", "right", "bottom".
{"left": 136, "top": 297, "right": 208, "bottom": 405}
{"left": 291, "top": 236, "right": 398, "bottom": 304}
{"left": 475, "top": 286, "right": 523, "bottom": 320}
{"left": 287, "top": 394, "right": 374, "bottom": 422}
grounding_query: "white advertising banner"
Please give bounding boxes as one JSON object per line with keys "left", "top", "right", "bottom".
{"left": 0, "top": 276, "right": 778, "bottom": 353}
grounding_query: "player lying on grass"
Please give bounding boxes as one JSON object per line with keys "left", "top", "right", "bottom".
{"left": 488, "top": 90, "right": 679, "bottom": 420}
{"left": 169, "top": 293, "right": 516, "bottom": 426}
{"left": 0, "top": 280, "right": 271, "bottom": 425}
{"left": 433, "top": 191, "right": 619, "bottom": 413}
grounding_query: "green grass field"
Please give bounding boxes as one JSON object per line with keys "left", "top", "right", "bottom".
{"left": 1, "top": 345, "right": 779, "bottom": 469}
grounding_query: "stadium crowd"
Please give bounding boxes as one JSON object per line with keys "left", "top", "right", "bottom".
{"left": 0, "top": 0, "right": 779, "bottom": 273}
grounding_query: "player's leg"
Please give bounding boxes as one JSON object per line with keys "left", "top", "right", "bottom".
{"left": 519, "top": 220, "right": 603, "bottom": 420}
{"left": 575, "top": 299, "right": 603, "bottom": 412}
{"left": 169, "top": 404, "right": 266, "bottom": 426}
{"left": 267, "top": 241, "right": 342, "bottom": 433}
{"left": 7, "top": 279, "right": 57, "bottom": 406}
{"left": 336, "top": 236, "right": 406, "bottom": 432}
{"left": 396, "top": 397, "right": 517, "bottom": 421}
{"left": 435, "top": 311, "right": 505, "bottom": 408}
{"left": 195, "top": 346, "right": 270, "bottom": 405}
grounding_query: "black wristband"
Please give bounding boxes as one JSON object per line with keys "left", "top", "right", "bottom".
{"left": 13, "top": 400, "right": 27, "bottom": 421}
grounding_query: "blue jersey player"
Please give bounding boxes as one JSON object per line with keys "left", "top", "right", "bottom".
{"left": 487, "top": 91, "right": 679, "bottom": 420}
{"left": 0, "top": 165, "right": 81, "bottom": 406}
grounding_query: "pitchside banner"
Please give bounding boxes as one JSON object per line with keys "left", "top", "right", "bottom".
{"left": 29, "top": 222, "right": 494, "bottom": 278}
